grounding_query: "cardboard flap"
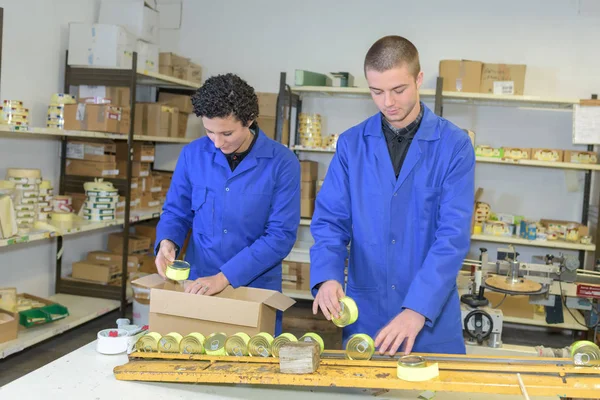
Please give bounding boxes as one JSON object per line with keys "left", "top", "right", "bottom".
{"left": 150, "top": 288, "right": 261, "bottom": 328}
{"left": 262, "top": 291, "right": 296, "bottom": 311}
{"left": 131, "top": 273, "right": 166, "bottom": 289}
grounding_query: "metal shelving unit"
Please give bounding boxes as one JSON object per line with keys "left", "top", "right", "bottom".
{"left": 275, "top": 72, "right": 600, "bottom": 269}
{"left": 52, "top": 52, "right": 198, "bottom": 312}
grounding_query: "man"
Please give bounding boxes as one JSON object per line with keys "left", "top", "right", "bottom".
{"left": 155, "top": 74, "right": 300, "bottom": 330}
{"left": 310, "top": 36, "right": 474, "bottom": 355}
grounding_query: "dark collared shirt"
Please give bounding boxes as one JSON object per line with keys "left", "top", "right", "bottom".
{"left": 381, "top": 103, "right": 424, "bottom": 178}
{"left": 224, "top": 124, "right": 258, "bottom": 171}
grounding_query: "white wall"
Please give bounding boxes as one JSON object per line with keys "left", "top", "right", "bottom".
{"left": 175, "top": 0, "right": 599, "bottom": 266}
{"left": 1, "top": 0, "right": 599, "bottom": 298}
{"left": 0, "top": 0, "right": 113, "bottom": 297}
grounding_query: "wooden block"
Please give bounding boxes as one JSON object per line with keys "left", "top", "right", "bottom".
{"left": 279, "top": 342, "right": 320, "bottom": 374}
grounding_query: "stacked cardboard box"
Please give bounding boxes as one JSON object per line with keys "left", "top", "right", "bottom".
{"left": 140, "top": 173, "right": 162, "bottom": 208}
{"left": 65, "top": 139, "right": 119, "bottom": 178}
{"left": 115, "top": 143, "right": 154, "bottom": 208}
{"left": 78, "top": 86, "right": 131, "bottom": 107}
{"left": 158, "top": 93, "right": 194, "bottom": 138}
{"left": 300, "top": 161, "right": 318, "bottom": 218}
{"left": 63, "top": 103, "right": 131, "bottom": 135}
{"left": 152, "top": 171, "right": 173, "bottom": 202}
{"left": 439, "top": 60, "right": 526, "bottom": 95}
{"left": 159, "top": 52, "right": 202, "bottom": 84}
{"left": 281, "top": 261, "right": 311, "bottom": 291}
{"left": 255, "top": 92, "right": 289, "bottom": 144}
{"left": 134, "top": 103, "right": 179, "bottom": 138}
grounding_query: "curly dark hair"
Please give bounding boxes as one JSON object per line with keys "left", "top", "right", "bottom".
{"left": 191, "top": 73, "right": 259, "bottom": 126}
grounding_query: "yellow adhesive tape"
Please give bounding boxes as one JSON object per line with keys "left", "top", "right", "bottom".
{"left": 6, "top": 168, "right": 41, "bottom": 179}
{"left": 165, "top": 260, "right": 190, "bottom": 281}
{"left": 397, "top": 358, "right": 439, "bottom": 382}
{"left": 204, "top": 332, "right": 227, "bottom": 356}
{"left": 50, "top": 212, "right": 74, "bottom": 222}
{"left": 225, "top": 332, "right": 251, "bottom": 356}
{"left": 248, "top": 332, "right": 274, "bottom": 357}
{"left": 332, "top": 296, "right": 358, "bottom": 327}
{"left": 180, "top": 333, "right": 206, "bottom": 354}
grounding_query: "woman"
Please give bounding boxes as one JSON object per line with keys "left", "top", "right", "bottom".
{"left": 155, "top": 74, "right": 300, "bottom": 311}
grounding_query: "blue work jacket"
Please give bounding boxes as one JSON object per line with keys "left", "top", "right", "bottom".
{"left": 310, "top": 105, "right": 474, "bottom": 354}
{"left": 155, "top": 130, "right": 301, "bottom": 295}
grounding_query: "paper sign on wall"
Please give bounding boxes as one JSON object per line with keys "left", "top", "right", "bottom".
{"left": 573, "top": 105, "right": 600, "bottom": 144}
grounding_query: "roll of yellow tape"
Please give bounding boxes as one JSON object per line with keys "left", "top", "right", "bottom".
{"left": 39, "top": 180, "right": 52, "bottom": 190}
{"left": 165, "top": 260, "right": 190, "bottom": 281}
{"left": 248, "top": 332, "right": 274, "bottom": 357}
{"left": 50, "top": 93, "right": 76, "bottom": 105}
{"left": 159, "top": 332, "right": 183, "bottom": 353}
{"left": 271, "top": 333, "right": 298, "bottom": 358}
{"left": 204, "top": 332, "right": 227, "bottom": 356}
{"left": 180, "top": 333, "right": 206, "bottom": 354}
{"left": 135, "top": 332, "right": 162, "bottom": 352}
{"left": 571, "top": 340, "right": 600, "bottom": 366}
{"left": 299, "top": 333, "right": 325, "bottom": 354}
{"left": 332, "top": 296, "right": 359, "bottom": 327}
{"left": 225, "top": 332, "right": 251, "bottom": 356}
{"left": 6, "top": 168, "right": 41, "bottom": 179}
{"left": 50, "top": 212, "right": 74, "bottom": 222}
{"left": 345, "top": 333, "right": 374, "bottom": 360}
{"left": 397, "top": 356, "right": 439, "bottom": 381}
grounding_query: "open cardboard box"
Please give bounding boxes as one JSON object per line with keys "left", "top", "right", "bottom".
{"left": 0, "top": 308, "right": 18, "bottom": 343}
{"left": 132, "top": 274, "right": 295, "bottom": 336}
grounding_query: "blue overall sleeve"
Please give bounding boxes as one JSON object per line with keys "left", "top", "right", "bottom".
{"left": 309, "top": 135, "right": 351, "bottom": 295}
{"left": 154, "top": 147, "right": 192, "bottom": 256}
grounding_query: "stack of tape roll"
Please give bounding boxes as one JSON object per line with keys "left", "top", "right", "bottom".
{"left": 83, "top": 179, "right": 119, "bottom": 222}
{"left": 6, "top": 168, "right": 42, "bottom": 233}
{"left": 298, "top": 113, "right": 323, "bottom": 147}
{"left": 37, "top": 180, "right": 53, "bottom": 221}
{"left": 1, "top": 100, "right": 29, "bottom": 131}
{"left": 47, "top": 93, "right": 75, "bottom": 129}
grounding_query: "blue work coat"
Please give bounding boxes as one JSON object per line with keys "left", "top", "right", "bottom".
{"left": 310, "top": 105, "right": 474, "bottom": 354}
{"left": 155, "top": 131, "right": 301, "bottom": 332}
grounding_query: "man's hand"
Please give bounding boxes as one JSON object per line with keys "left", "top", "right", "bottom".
{"left": 155, "top": 240, "right": 176, "bottom": 278}
{"left": 185, "top": 272, "right": 229, "bottom": 296}
{"left": 374, "top": 309, "right": 426, "bottom": 356}
{"left": 312, "top": 280, "right": 344, "bottom": 320}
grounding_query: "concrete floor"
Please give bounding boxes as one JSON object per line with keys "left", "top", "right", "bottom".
{"left": 0, "top": 307, "right": 128, "bottom": 387}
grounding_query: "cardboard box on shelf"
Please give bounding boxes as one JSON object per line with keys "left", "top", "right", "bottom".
{"left": 282, "top": 261, "right": 311, "bottom": 291}
{"left": 67, "top": 23, "right": 135, "bottom": 69}
{"left": 66, "top": 159, "right": 118, "bottom": 178}
{"left": 159, "top": 52, "right": 189, "bottom": 68}
{"left": 531, "top": 148, "right": 563, "bottom": 162}
{"left": 480, "top": 63, "right": 527, "bottom": 96}
{"left": 136, "top": 40, "right": 159, "bottom": 73}
{"left": 300, "top": 161, "right": 319, "bottom": 182}
{"left": 502, "top": 147, "right": 531, "bottom": 160}
{"left": 140, "top": 192, "right": 161, "bottom": 208}
{"left": 257, "top": 93, "right": 278, "bottom": 117}
{"left": 65, "top": 192, "right": 87, "bottom": 213}
{"left": 117, "top": 161, "right": 151, "bottom": 178}
{"left": 134, "top": 103, "right": 179, "bottom": 137}
{"left": 173, "top": 63, "right": 202, "bottom": 84}
{"left": 174, "top": 113, "right": 188, "bottom": 138}
{"left": 72, "top": 261, "right": 121, "bottom": 284}
{"left": 159, "top": 65, "right": 174, "bottom": 77}
{"left": 135, "top": 224, "right": 157, "bottom": 248}
{"left": 300, "top": 181, "right": 316, "bottom": 199}
{"left": 139, "top": 254, "right": 157, "bottom": 273}
{"left": 99, "top": 0, "right": 159, "bottom": 44}
{"left": 107, "top": 233, "right": 152, "bottom": 254}
{"left": 116, "top": 142, "right": 155, "bottom": 162}
{"left": 301, "top": 197, "right": 315, "bottom": 218}
{"left": 256, "top": 116, "right": 289, "bottom": 144}
{"left": 86, "top": 251, "right": 141, "bottom": 272}
{"left": 0, "top": 309, "right": 18, "bottom": 344}
{"left": 64, "top": 104, "right": 131, "bottom": 134}
{"left": 439, "top": 60, "right": 483, "bottom": 93}
{"left": 78, "top": 86, "right": 131, "bottom": 107}
{"left": 158, "top": 93, "right": 194, "bottom": 114}
{"left": 132, "top": 274, "right": 295, "bottom": 336}
{"left": 66, "top": 139, "right": 116, "bottom": 162}
{"left": 564, "top": 150, "right": 598, "bottom": 164}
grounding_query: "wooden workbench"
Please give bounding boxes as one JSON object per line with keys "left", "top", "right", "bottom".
{"left": 0, "top": 341, "right": 561, "bottom": 399}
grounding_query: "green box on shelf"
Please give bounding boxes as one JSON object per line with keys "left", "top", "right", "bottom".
{"left": 18, "top": 297, "right": 69, "bottom": 328}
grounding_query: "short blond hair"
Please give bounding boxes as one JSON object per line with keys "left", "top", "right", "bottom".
{"left": 364, "top": 36, "right": 421, "bottom": 78}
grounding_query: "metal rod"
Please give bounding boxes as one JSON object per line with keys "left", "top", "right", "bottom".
{"left": 120, "top": 52, "right": 138, "bottom": 316}
{"left": 434, "top": 76, "right": 444, "bottom": 116}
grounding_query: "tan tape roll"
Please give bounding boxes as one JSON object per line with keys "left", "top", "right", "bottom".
{"left": 0, "top": 180, "right": 15, "bottom": 190}
{"left": 39, "top": 180, "right": 52, "bottom": 190}
{"left": 6, "top": 168, "right": 41, "bottom": 179}
{"left": 50, "top": 212, "right": 74, "bottom": 222}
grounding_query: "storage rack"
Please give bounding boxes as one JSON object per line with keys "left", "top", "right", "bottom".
{"left": 53, "top": 51, "right": 199, "bottom": 314}
{"left": 274, "top": 72, "right": 599, "bottom": 270}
